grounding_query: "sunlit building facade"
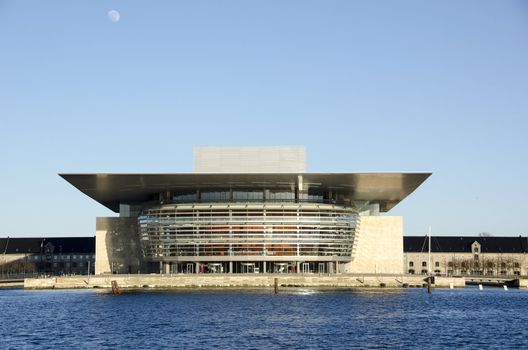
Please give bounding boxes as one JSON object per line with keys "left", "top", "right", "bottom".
{"left": 61, "top": 147, "right": 430, "bottom": 275}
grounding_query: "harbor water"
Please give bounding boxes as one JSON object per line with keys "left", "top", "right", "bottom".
{"left": 1, "top": 287, "right": 527, "bottom": 349}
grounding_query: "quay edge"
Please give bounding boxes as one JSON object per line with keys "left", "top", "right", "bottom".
{"left": 24, "top": 274, "right": 466, "bottom": 290}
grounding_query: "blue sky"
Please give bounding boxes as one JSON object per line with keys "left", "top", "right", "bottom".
{"left": 1, "top": 1, "right": 527, "bottom": 237}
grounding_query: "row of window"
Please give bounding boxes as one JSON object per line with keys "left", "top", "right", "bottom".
{"left": 25, "top": 254, "right": 95, "bottom": 261}
{"left": 409, "top": 269, "right": 521, "bottom": 276}
{"left": 409, "top": 261, "right": 440, "bottom": 267}
{"left": 409, "top": 261, "right": 521, "bottom": 268}
{"left": 172, "top": 190, "right": 333, "bottom": 203}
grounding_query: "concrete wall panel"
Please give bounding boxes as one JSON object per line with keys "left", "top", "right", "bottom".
{"left": 345, "top": 216, "right": 403, "bottom": 274}
{"left": 95, "top": 217, "right": 144, "bottom": 275}
{"left": 194, "top": 146, "right": 306, "bottom": 173}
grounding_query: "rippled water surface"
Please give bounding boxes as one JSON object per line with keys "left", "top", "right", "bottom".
{"left": 1, "top": 287, "right": 528, "bottom": 349}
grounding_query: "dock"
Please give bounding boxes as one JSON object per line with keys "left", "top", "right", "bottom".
{"left": 23, "top": 274, "right": 466, "bottom": 290}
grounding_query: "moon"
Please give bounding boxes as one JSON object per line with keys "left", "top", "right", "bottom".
{"left": 108, "top": 10, "right": 120, "bottom": 23}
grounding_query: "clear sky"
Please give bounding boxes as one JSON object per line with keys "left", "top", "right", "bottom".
{"left": 1, "top": 1, "right": 527, "bottom": 237}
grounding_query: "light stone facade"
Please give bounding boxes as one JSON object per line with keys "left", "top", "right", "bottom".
{"left": 344, "top": 216, "right": 404, "bottom": 274}
{"left": 95, "top": 217, "right": 144, "bottom": 275}
{"left": 404, "top": 251, "right": 528, "bottom": 277}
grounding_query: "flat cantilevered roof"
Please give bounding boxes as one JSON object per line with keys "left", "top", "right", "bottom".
{"left": 60, "top": 172, "right": 431, "bottom": 213}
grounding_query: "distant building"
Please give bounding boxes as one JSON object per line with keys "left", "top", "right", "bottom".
{"left": 0, "top": 237, "right": 95, "bottom": 277}
{"left": 61, "top": 146, "right": 431, "bottom": 275}
{"left": 4, "top": 235, "right": 526, "bottom": 278}
{"left": 404, "top": 236, "right": 528, "bottom": 276}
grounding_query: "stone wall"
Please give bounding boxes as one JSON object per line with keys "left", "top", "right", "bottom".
{"left": 345, "top": 216, "right": 403, "bottom": 274}
{"left": 95, "top": 217, "right": 144, "bottom": 275}
{"left": 24, "top": 274, "right": 465, "bottom": 289}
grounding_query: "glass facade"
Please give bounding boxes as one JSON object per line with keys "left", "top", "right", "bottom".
{"left": 168, "top": 188, "right": 347, "bottom": 205}
{"left": 138, "top": 203, "right": 357, "bottom": 261}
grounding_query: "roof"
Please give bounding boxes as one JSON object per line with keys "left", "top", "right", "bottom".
{"left": 0, "top": 237, "right": 95, "bottom": 254}
{"left": 60, "top": 172, "right": 431, "bottom": 213}
{"left": 404, "top": 236, "right": 528, "bottom": 254}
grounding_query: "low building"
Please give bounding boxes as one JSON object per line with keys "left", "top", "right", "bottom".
{"left": 0, "top": 237, "right": 95, "bottom": 277}
{"left": 404, "top": 236, "right": 528, "bottom": 277}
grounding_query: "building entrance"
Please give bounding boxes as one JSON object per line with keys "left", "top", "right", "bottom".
{"left": 302, "top": 263, "right": 310, "bottom": 273}
{"left": 318, "top": 262, "right": 326, "bottom": 274}
{"left": 241, "top": 263, "right": 255, "bottom": 273}
{"left": 186, "top": 263, "right": 194, "bottom": 274}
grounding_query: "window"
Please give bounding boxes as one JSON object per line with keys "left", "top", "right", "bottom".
{"left": 172, "top": 192, "right": 197, "bottom": 203}
{"left": 408, "top": 269, "right": 415, "bottom": 274}
{"left": 422, "top": 261, "right": 427, "bottom": 267}
{"left": 409, "top": 261, "right": 414, "bottom": 267}
{"left": 267, "top": 191, "right": 294, "bottom": 201}
{"left": 514, "top": 263, "right": 520, "bottom": 268}
{"left": 232, "top": 191, "right": 263, "bottom": 201}
{"left": 435, "top": 261, "right": 440, "bottom": 267}
{"left": 201, "top": 191, "right": 230, "bottom": 202}
{"left": 298, "top": 191, "right": 324, "bottom": 203}
{"left": 421, "top": 269, "right": 427, "bottom": 274}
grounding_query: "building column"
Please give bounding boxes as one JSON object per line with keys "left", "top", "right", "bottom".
{"left": 164, "top": 262, "right": 170, "bottom": 274}
{"left": 195, "top": 262, "right": 200, "bottom": 274}
{"left": 296, "top": 262, "right": 300, "bottom": 274}
{"left": 159, "top": 261, "right": 163, "bottom": 274}
{"left": 263, "top": 261, "right": 267, "bottom": 274}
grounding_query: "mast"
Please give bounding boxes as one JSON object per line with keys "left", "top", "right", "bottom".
{"left": 428, "top": 226, "right": 431, "bottom": 276}
{"left": 427, "top": 226, "right": 433, "bottom": 294}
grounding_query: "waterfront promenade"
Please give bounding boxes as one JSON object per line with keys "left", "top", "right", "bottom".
{"left": 24, "top": 273, "right": 465, "bottom": 290}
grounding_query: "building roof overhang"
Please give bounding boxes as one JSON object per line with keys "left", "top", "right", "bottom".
{"left": 59, "top": 172, "right": 431, "bottom": 213}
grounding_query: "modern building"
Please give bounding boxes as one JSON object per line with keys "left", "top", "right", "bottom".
{"left": 60, "top": 146, "right": 431, "bottom": 275}
{"left": 0, "top": 237, "right": 95, "bottom": 277}
{"left": 404, "top": 236, "right": 528, "bottom": 276}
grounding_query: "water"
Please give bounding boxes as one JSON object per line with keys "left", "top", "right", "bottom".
{"left": 1, "top": 287, "right": 527, "bottom": 349}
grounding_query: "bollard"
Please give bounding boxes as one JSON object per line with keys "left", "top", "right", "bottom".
{"left": 479, "top": 284, "right": 483, "bottom": 291}
{"left": 449, "top": 282, "right": 454, "bottom": 289}
{"left": 274, "top": 278, "right": 279, "bottom": 294}
{"left": 111, "top": 280, "right": 121, "bottom": 295}
{"left": 504, "top": 285, "right": 508, "bottom": 291}
{"left": 427, "top": 277, "right": 432, "bottom": 294}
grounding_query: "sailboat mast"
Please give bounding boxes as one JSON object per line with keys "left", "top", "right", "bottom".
{"left": 428, "top": 226, "right": 432, "bottom": 275}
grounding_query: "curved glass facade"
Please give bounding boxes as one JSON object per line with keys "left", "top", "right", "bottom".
{"left": 138, "top": 203, "right": 357, "bottom": 261}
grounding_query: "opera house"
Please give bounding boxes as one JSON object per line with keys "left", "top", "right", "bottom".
{"left": 61, "top": 147, "right": 430, "bottom": 275}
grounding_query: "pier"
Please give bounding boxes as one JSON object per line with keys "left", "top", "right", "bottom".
{"left": 23, "top": 274, "right": 466, "bottom": 290}
{"left": 465, "top": 277, "right": 521, "bottom": 288}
